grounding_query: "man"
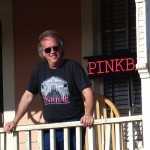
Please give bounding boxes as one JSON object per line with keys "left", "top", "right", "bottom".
{"left": 4, "top": 30, "right": 95, "bottom": 150}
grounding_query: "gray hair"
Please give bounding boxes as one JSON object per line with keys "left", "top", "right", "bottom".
{"left": 38, "top": 30, "right": 65, "bottom": 59}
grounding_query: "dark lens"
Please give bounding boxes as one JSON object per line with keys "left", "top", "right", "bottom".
{"left": 44, "top": 46, "right": 60, "bottom": 53}
{"left": 44, "top": 47, "right": 51, "bottom": 53}
{"left": 53, "top": 46, "right": 60, "bottom": 52}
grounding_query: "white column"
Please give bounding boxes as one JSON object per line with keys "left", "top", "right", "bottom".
{"left": 141, "top": 78, "right": 150, "bottom": 149}
{"left": 135, "top": 0, "right": 150, "bottom": 149}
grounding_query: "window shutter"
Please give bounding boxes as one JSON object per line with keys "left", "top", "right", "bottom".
{"left": 101, "top": 0, "right": 142, "bottom": 116}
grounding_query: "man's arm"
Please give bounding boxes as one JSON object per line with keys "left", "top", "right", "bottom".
{"left": 4, "top": 90, "right": 35, "bottom": 133}
{"left": 80, "top": 87, "right": 95, "bottom": 127}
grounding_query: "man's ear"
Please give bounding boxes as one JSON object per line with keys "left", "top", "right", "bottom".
{"left": 42, "top": 51, "right": 46, "bottom": 57}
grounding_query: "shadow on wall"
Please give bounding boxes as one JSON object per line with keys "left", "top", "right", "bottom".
{"left": 26, "top": 96, "right": 45, "bottom": 124}
{"left": 27, "top": 110, "right": 44, "bottom": 124}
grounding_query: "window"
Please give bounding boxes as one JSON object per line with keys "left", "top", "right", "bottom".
{"left": 102, "top": 0, "right": 136, "bottom": 54}
{"left": 93, "top": 0, "right": 142, "bottom": 116}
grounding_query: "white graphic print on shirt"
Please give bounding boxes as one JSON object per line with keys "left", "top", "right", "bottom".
{"left": 41, "top": 76, "right": 70, "bottom": 105}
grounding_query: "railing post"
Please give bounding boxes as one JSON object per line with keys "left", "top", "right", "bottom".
{"left": 105, "top": 124, "right": 111, "bottom": 150}
{"left": 128, "top": 122, "right": 135, "bottom": 150}
{"left": 87, "top": 126, "right": 95, "bottom": 150}
{"left": 115, "top": 123, "right": 122, "bottom": 150}
{"left": 64, "top": 128, "right": 69, "bottom": 150}
{"left": 25, "top": 131, "right": 31, "bottom": 150}
{"left": 50, "top": 129, "right": 56, "bottom": 150}
{"left": 38, "top": 130, "right": 44, "bottom": 150}
{"left": 13, "top": 131, "right": 19, "bottom": 150}
{"left": 76, "top": 127, "right": 82, "bottom": 150}
{"left": 0, "top": 133, "right": 6, "bottom": 150}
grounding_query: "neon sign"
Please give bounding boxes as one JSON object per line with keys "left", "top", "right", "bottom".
{"left": 84, "top": 52, "right": 137, "bottom": 77}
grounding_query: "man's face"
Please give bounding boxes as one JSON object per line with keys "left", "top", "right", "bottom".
{"left": 41, "top": 37, "right": 63, "bottom": 67}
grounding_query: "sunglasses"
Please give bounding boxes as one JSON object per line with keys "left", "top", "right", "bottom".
{"left": 44, "top": 46, "right": 60, "bottom": 53}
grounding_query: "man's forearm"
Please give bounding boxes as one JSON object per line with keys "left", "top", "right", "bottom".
{"left": 82, "top": 87, "right": 95, "bottom": 116}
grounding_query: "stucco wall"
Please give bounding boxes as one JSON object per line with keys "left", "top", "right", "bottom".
{"left": 13, "top": 0, "right": 82, "bottom": 125}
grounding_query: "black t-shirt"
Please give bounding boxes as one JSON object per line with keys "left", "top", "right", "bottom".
{"left": 27, "top": 59, "right": 92, "bottom": 121}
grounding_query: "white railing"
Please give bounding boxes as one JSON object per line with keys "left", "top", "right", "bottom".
{"left": 0, "top": 115, "right": 143, "bottom": 150}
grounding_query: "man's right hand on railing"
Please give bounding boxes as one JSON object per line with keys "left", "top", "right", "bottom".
{"left": 4, "top": 121, "right": 17, "bottom": 134}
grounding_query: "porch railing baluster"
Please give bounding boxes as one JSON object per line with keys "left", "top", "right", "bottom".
{"left": 128, "top": 122, "right": 135, "bottom": 150}
{"left": 105, "top": 124, "right": 111, "bottom": 150}
{"left": 0, "top": 132, "right": 6, "bottom": 150}
{"left": 101, "top": 124, "right": 105, "bottom": 150}
{"left": 64, "top": 128, "right": 69, "bottom": 150}
{"left": 115, "top": 123, "right": 121, "bottom": 150}
{"left": 38, "top": 130, "right": 43, "bottom": 150}
{"left": 25, "top": 131, "right": 31, "bottom": 150}
{"left": 50, "top": 129, "right": 56, "bottom": 150}
{"left": 76, "top": 127, "right": 82, "bottom": 150}
{"left": 13, "top": 131, "right": 19, "bottom": 150}
{"left": 88, "top": 126, "right": 95, "bottom": 150}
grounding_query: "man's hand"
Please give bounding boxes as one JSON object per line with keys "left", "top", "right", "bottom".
{"left": 4, "top": 121, "right": 17, "bottom": 133}
{"left": 80, "top": 114, "right": 94, "bottom": 127}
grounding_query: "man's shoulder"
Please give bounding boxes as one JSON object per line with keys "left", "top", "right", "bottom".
{"left": 64, "top": 59, "right": 81, "bottom": 66}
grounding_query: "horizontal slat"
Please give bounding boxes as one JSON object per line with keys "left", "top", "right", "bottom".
{"left": 0, "top": 116, "right": 143, "bottom": 134}
{"left": 0, "top": 115, "right": 142, "bottom": 132}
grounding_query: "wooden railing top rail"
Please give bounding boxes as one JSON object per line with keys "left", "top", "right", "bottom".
{"left": 0, "top": 115, "right": 143, "bottom": 150}
{"left": 0, "top": 115, "right": 142, "bottom": 133}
